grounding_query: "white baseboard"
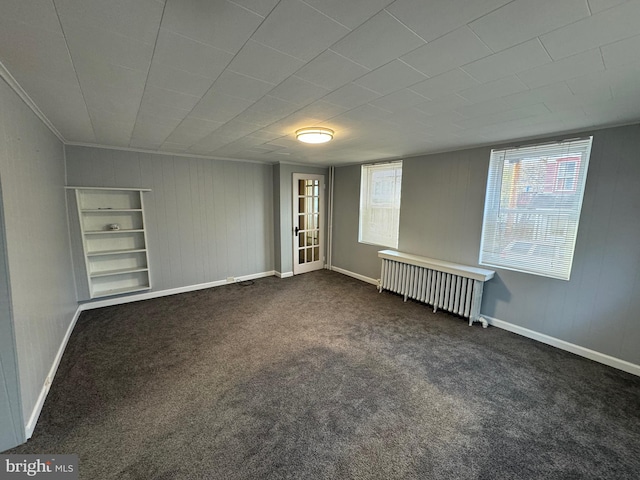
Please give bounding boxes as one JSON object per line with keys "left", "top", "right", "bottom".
{"left": 25, "top": 306, "right": 83, "bottom": 438}
{"left": 274, "top": 271, "right": 293, "bottom": 278}
{"left": 483, "top": 315, "right": 640, "bottom": 377}
{"left": 330, "top": 266, "right": 378, "bottom": 286}
{"left": 79, "top": 271, "right": 276, "bottom": 311}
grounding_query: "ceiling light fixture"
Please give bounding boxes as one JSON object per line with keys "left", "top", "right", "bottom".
{"left": 296, "top": 127, "right": 334, "bottom": 144}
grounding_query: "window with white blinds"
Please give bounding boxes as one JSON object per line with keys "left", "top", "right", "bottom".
{"left": 479, "top": 137, "right": 593, "bottom": 280}
{"left": 359, "top": 161, "right": 403, "bottom": 248}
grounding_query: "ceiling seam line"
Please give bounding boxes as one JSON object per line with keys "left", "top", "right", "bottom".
{"left": 51, "top": 0, "right": 96, "bottom": 143}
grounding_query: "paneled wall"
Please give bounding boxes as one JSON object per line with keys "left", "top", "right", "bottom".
{"left": 332, "top": 124, "right": 640, "bottom": 366}
{"left": 66, "top": 146, "right": 274, "bottom": 293}
{"left": 0, "top": 79, "right": 77, "bottom": 441}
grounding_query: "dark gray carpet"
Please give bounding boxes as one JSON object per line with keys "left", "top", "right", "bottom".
{"left": 8, "top": 270, "right": 640, "bottom": 479}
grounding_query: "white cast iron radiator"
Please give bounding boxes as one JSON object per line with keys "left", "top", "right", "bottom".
{"left": 378, "top": 250, "right": 495, "bottom": 327}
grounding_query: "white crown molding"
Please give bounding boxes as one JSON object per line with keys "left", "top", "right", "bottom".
{"left": 0, "top": 59, "right": 65, "bottom": 143}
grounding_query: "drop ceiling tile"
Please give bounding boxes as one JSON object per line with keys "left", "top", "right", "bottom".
{"left": 73, "top": 58, "right": 147, "bottom": 92}
{"left": 135, "top": 113, "right": 184, "bottom": 129}
{"left": 409, "top": 69, "right": 479, "bottom": 100}
{"left": 454, "top": 103, "right": 550, "bottom": 129}
{"left": 458, "top": 76, "right": 528, "bottom": 103}
{"left": 137, "top": 101, "right": 191, "bottom": 122}
{"left": 545, "top": 87, "right": 614, "bottom": 112}
{"left": 141, "top": 85, "right": 201, "bottom": 112}
{"left": 369, "top": 89, "right": 430, "bottom": 112}
{"left": 227, "top": 40, "right": 305, "bottom": 85}
{"left": 0, "top": 19, "right": 78, "bottom": 85}
{"left": 455, "top": 98, "right": 513, "bottom": 118}
{"left": 268, "top": 76, "right": 330, "bottom": 105}
{"left": 518, "top": 49, "right": 605, "bottom": 89}
{"left": 251, "top": 0, "right": 349, "bottom": 61}
{"left": 468, "top": 0, "right": 590, "bottom": 53}
{"left": 238, "top": 95, "right": 300, "bottom": 126}
{"left": 20, "top": 78, "right": 95, "bottom": 141}
{"left": 601, "top": 34, "right": 640, "bottom": 68}
{"left": 152, "top": 30, "right": 234, "bottom": 79}
{"left": 540, "top": 1, "right": 640, "bottom": 60}
{"left": 228, "top": 0, "right": 279, "bottom": 17}
{"left": 401, "top": 26, "right": 492, "bottom": 78}
{"left": 189, "top": 92, "right": 253, "bottom": 123}
{"left": 90, "top": 116, "right": 135, "bottom": 146}
{"left": 167, "top": 121, "right": 222, "bottom": 141}
{"left": 302, "top": 0, "right": 393, "bottom": 29}
{"left": 4, "top": 0, "right": 64, "bottom": 33}
{"left": 211, "top": 70, "right": 275, "bottom": 102}
{"left": 461, "top": 39, "right": 551, "bottom": 83}
{"left": 503, "top": 82, "right": 574, "bottom": 108}
{"left": 178, "top": 116, "right": 225, "bottom": 134}
{"left": 146, "top": 62, "right": 215, "bottom": 97}
{"left": 322, "top": 83, "right": 381, "bottom": 109}
{"left": 164, "top": 126, "right": 214, "bottom": 147}
{"left": 295, "top": 50, "right": 370, "bottom": 89}
{"left": 353, "top": 60, "right": 426, "bottom": 95}
{"left": 387, "top": 0, "right": 512, "bottom": 43}
{"left": 588, "top": 0, "right": 629, "bottom": 14}
{"left": 566, "top": 64, "right": 640, "bottom": 97}
{"left": 131, "top": 119, "right": 178, "bottom": 140}
{"left": 293, "top": 100, "right": 349, "bottom": 120}
{"left": 162, "top": 0, "right": 263, "bottom": 54}
{"left": 82, "top": 88, "right": 141, "bottom": 118}
{"left": 412, "top": 94, "right": 470, "bottom": 115}
{"left": 54, "top": 0, "right": 164, "bottom": 44}
{"left": 206, "top": 121, "right": 260, "bottom": 142}
{"left": 60, "top": 17, "right": 154, "bottom": 72}
{"left": 331, "top": 10, "right": 425, "bottom": 70}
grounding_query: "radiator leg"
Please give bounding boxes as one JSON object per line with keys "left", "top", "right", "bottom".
{"left": 469, "top": 316, "right": 488, "bottom": 328}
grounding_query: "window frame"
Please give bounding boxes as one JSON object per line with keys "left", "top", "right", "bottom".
{"left": 479, "top": 137, "right": 592, "bottom": 281}
{"left": 358, "top": 161, "right": 403, "bottom": 249}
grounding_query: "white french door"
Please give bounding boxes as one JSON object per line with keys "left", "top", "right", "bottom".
{"left": 292, "top": 174, "right": 324, "bottom": 275}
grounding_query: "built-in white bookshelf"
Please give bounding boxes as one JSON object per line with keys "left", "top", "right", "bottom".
{"left": 67, "top": 187, "right": 151, "bottom": 299}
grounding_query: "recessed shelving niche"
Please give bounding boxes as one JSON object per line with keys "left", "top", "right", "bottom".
{"left": 67, "top": 187, "right": 152, "bottom": 300}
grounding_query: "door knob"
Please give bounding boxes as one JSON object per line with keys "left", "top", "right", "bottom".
{"left": 294, "top": 226, "right": 300, "bottom": 235}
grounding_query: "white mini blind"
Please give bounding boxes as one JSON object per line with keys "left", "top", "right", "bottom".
{"left": 359, "top": 161, "right": 403, "bottom": 248}
{"left": 479, "top": 137, "right": 592, "bottom": 280}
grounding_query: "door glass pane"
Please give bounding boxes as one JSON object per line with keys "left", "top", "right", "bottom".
{"left": 312, "top": 230, "right": 319, "bottom": 245}
{"left": 306, "top": 247, "right": 312, "bottom": 263}
{"left": 298, "top": 233, "right": 305, "bottom": 247}
{"left": 299, "top": 197, "right": 306, "bottom": 214}
{"left": 298, "top": 180, "right": 306, "bottom": 194}
{"left": 299, "top": 249, "right": 305, "bottom": 264}
{"left": 298, "top": 214, "right": 306, "bottom": 230}
{"left": 314, "top": 246, "right": 320, "bottom": 262}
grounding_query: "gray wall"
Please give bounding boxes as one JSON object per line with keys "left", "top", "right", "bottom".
{"left": 0, "top": 181, "right": 23, "bottom": 451}
{"left": 66, "top": 146, "right": 274, "bottom": 293}
{"left": 332, "top": 124, "right": 640, "bottom": 366}
{"left": 275, "top": 163, "right": 329, "bottom": 274}
{"left": 0, "top": 79, "right": 77, "bottom": 441}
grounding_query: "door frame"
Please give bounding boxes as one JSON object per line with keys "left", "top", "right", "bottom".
{"left": 292, "top": 173, "right": 325, "bottom": 275}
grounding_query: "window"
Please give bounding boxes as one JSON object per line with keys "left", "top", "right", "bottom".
{"left": 359, "top": 161, "right": 402, "bottom": 248}
{"left": 479, "top": 137, "right": 592, "bottom": 280}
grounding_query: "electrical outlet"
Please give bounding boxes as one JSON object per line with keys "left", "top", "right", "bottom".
{"left": 226, "top": 277, "right": 235, "bottom": 283}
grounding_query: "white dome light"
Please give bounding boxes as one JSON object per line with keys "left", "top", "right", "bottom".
{"left": 296, "top": 127, "right": 334, "bottom": 144}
